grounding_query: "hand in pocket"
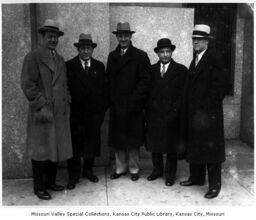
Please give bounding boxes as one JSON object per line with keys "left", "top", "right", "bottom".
{"left": 34, "top": 105, "right": 53, "bottom": 123}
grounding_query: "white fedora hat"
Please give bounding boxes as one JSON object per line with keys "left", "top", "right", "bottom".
{"left": 192, "top": 24, "right": 212, "bottom": 39}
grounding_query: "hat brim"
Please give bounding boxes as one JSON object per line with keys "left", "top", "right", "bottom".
{"left": 192, "top": 35, "right": 213, "bottom": 39}
{"left": 74, "top": 42, "right": 97, "bottom": 48}
{"left": 38, "top": 27, "right": 64, "bottom": 36}
{"left": 112, "top": 30, "right": 135, "bottom": 35}
{"left": 154, "top": 45, "right": 176, "bottom": 53}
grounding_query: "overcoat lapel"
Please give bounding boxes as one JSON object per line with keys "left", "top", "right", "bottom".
{"left": 111, "top": 45, "right": 133, "bottom": 75}
{"left": 189, "top": 50, "right": 210, "bottom": 87}
{"left": 162, "top": 60, "right": 180, "bottom": 82}
{"left": 156, "top": 60, "right": 179, "bottom": 84}
{"left": 52, "top": 53, "right": 64, "bottom": 85}
{"left": 88, "top": 58, "right": 98, "bottom": 76}
{"left": 39, "top": 47, "right": 55, "bottom": 72}
{"left": 70, "top": 56, "right": 92, "bottom": 93}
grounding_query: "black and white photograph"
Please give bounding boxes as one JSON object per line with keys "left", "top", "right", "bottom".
{"left": 1, "top": 0, "right": 254, "bottom": 218}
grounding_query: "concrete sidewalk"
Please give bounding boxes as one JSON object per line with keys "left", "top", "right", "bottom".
{"left": 2, "top": 140, "right": 254, "bottom": 206}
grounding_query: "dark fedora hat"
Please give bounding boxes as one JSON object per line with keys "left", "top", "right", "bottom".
{"left": 112, "top": 22, "right": 135, "bottom": 35}
{"left": 154, "top": 38, "right": 176, "bottom": 53}
{"left": 73, "top": 34, "right": 97, "bottom": 48}
{"left": 38, "top": 19, "right": 64, "bottom": 36}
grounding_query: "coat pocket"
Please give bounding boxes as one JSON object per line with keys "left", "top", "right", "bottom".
{"left": 33, "top": 105, "right": 53, "bottom": 123}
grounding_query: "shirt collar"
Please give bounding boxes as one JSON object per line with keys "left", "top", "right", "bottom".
{"left": 196, "top": 49, "right": 207, "bottom": 62}
{"left": 49, "top": 49, "right": 56, "bottom": 56}
{"left": 79, "top": 57, "right": 91, "bottom": 67}
{"left": 120, "top": 47, "right": 128, "bottom": 55}
{"left": 160, "top": 61, "right": 171, "bottom": 70}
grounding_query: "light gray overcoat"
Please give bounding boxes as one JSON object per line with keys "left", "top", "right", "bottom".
{"left": 21, "top": 47, "right": 72, "bottom": 162}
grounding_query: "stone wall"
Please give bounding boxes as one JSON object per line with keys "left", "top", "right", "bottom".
{"left": 2, "top": 4, "right": 32, "bottom": 178}
{"left": 240, "top": 6, "right": 254, "bottom": 147}
{"left": 2, "top": 3, "right": 252, "bottom": 179}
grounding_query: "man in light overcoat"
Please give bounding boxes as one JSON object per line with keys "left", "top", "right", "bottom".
{"left": 21, "top": 19, "right": 72, "bottom": 200}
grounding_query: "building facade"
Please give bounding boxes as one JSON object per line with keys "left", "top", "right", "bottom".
{"left": 2, "top": 3, "right": 253, "bottom": 178}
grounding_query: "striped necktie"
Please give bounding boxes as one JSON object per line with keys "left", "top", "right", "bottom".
{"left": 195, "top": 54, "right": 199, "bottom": 66}
{"left": 161, "top": 64, "right": 166, "bottom": 77}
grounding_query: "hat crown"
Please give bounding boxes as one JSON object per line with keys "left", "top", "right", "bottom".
{"left": 42, "top": 19, "right": 60, "bottom": 30}
{"left": 116, "top": 22, "right": 131, "bottom": 31}
{"left": 79, "top": 33, "right": 93, "bottom": 42}
{"left": 74, "top": 33, "right": 97, "bottom": 48}
{"left": 157, "top": 38, "right": 172, "bottom": 47}
{"left": 154, "top": 38, "right": 176, "bottom": 53}
{"left": 193, "top": 24, "right": 211, "bottom": 34}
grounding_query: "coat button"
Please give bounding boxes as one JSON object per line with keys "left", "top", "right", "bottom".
{"left": 63, "top": 98, "right": 66, "bottom": 102}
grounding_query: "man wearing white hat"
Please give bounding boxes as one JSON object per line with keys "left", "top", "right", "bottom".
{"left": 180, "top": 24, "right": 228, "bottom": 199}
{"left": 107, "top": 22, "right": 151, "bottom": 181}
{"left": 21, "top": 19, "right": 72, "bottom": 200}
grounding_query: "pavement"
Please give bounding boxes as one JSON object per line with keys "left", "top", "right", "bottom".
{"left": 2, "top": 140, "right": 254, "bottom": 206}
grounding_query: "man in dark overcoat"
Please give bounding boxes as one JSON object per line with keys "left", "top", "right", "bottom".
{"left": 146, "top": 38, "right": 187, "bottom": 186}
{"left": 180, "top": 24, "right": 228, "bottom": 199}
{"left": 21, "top": 19, "right": 72, "bottom": 200}
{"left": 66, "top": 34, "right": 109, "bottom": 189}
{"left": 106, "top": 22, "right": 151, "bottom": 181}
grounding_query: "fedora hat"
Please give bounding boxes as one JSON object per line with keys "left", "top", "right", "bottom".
{"left": 112, "top": 22, "right": 135, "bottom": 34}
{"left": 192, "top": 24, "right": 212, "bottom": 39}
{"left": 74, "top": 34, "right": 97, "bottom": 48}
{"left": 38, "top": 19, "right": 64, "bottom": 36}
{"left": 154, "top": 38, "right": 176, "bottom": 53}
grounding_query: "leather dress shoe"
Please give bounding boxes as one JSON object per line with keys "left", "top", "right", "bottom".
{"left": 67, "top": 181, "right": 76, "bottom": 190}
{"left": 131, "top": 173, "right": 139, "bottom": 181}
{"left": 204, "top": 189, "right": 220, "bottom": 199}
{"left": 47, "top": 184, "right": 65, "bottom": 191}
{"left": 83, "top": 173, "right": 99, "bottom": 183}
{"left": 165, "top": 179, "right": 175, "bottom": 186}
{"left": 147, "top": 172, "right": 163, "bottom": 181}
{"left": 67, "top": 178, "right": 79, "bottom": 190}
{"left": 110, "top": 172, "right": 127, "bottom": 179}
{"left": 35, "top": 190, "right": 52, "bottom": 200}
{"left": 180, "top": 179, "right": 204, "bottom": 186}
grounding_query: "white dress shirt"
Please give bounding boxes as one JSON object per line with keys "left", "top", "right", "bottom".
{"left": 160, "top": 62, "right": 171, "bottom": 77}
{"left": 195, "top": 49, "right": 207, "bottom": 66}
{"left": 80, "top": 58, "right": 91, "bottom": 69}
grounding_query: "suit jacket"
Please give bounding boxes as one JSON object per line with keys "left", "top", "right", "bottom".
{"left": 181, "top": 49, "right": 228, "bottom": 163}
{"left": 21, "top": 46, "right": 72, "bottom": 162}
{"left": 66, "top": 56, "right": 108, "bottom": 156}
{"left": 106, "top": 43, "right": 151, "bottom": 149}
{"left": 146, "top": 59, "right": 187, "bottom": 154}
{"left": 66, "top": 56, "right": 108, "bottom": 116}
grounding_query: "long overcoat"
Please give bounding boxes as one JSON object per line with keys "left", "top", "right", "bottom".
{"left": 106, "top": 44, "right": 151, "bottom": 149}
{"left": 146, "top": 59, "right": 187, "bottom": 154}
{"left": 181, "top": 49, "right": 228, "bottom": 163}
{"left": 21, "top": 47, "right": 72, "bottom": 162}
{"left": 66, "top": 56, "right": 109, "bottom": 157}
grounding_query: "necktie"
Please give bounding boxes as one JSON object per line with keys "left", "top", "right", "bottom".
{"left": 84, "top": 60, "right": 89, "bottom": 72}
{"left": 50, "top": 50, "right": 55, "bottom": 56}
{"left": 120, "top": 49, "right": 125, "bottom": 56}
{"left": 161, "top": 64, "right": 166, "bottom": 77}
{"left": 195, "top": 54, "right": 199, "bottom": 67}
